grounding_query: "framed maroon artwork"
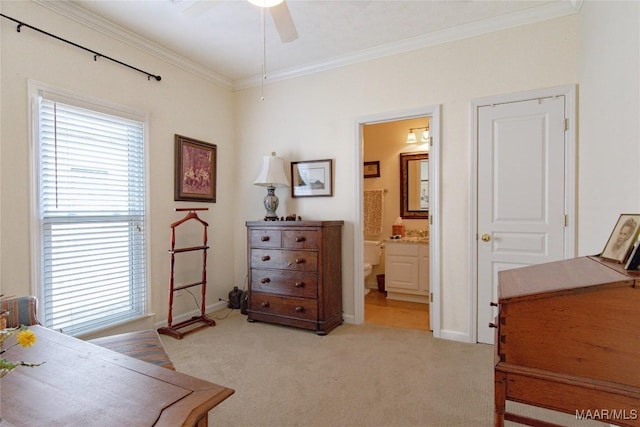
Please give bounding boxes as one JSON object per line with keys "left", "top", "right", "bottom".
{"left": 174, "top": 134, "right": 217, "bottom": 202}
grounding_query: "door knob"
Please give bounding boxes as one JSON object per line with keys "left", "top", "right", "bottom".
{"left": 481, "top": 234, "right": 491, "bottom": 242}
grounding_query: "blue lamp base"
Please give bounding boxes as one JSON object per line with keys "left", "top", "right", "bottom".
{"left": 263, "top": 186, "right": 280, "bottom": 221}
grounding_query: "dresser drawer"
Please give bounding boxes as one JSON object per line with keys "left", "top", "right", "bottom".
{"left": 249, "top": 293, "right": 318, "bottom": 321}
{"left": 283, "top": 230, "right": 319, "bottom": 250}
{"left": 249, "top": 229, "right": 282, "bottom": 248}
{"left": 250, "top": 249, "right": 318, "bottom": 272}
{"left": 250, "top": 269, "right": 318, "bottom": 298}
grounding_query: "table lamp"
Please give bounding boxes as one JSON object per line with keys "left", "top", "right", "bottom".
{"left": 253, "top": 152, "right": 290, "bottom": 220}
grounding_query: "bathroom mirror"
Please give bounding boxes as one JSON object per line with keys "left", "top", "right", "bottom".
{"left": 400, "top": 152, "right": 429, "bottom": 219}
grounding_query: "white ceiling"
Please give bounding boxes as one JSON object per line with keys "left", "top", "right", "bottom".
{"left": 44, "top": 0, "right": 579, "bottom": 89}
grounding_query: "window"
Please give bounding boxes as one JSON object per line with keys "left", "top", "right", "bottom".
{"left": 34, "top": 89, "right": 147, "bottom": 336}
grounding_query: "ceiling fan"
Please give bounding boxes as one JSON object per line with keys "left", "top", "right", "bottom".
{"left": 179, "top": 0, "right": 298, "bottom": 43}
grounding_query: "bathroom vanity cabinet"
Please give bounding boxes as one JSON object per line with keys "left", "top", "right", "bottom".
{"left": 385, "top": 241, "right": 429, "bottom": 303}
{"left": 245, "top": 220, "right": 343, "bottom": 335}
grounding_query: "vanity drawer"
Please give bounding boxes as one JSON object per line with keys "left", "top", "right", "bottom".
{"left": 283, "top": 230, "right": 319, "bottom": 250}
{"left": 250, "top": 269, "right": 318, "bottom": 299}
{"left": 249, "top": 293, "right": 318, "bottom": 321}
{"left": 385, "top": 242, "right": 420, "bottom": 257}
{"left": 250, "top": 249, "right": 318, "bottom": 272}
{"left": 249, "top": 229, "right": 282, "bottom": 248}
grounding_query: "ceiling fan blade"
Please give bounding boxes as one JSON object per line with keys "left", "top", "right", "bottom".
{"left": 270, "top": 1, "right": 298, "bottom": 43}
{"left": 182, "top": 0, "right": 221, "bottom": 18}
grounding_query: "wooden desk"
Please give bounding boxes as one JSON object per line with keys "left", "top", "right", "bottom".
{"left": 0, "top": 326, "right": 234, "bottom": 426}
{"left": 494, "top": 256, "right": 640, "bottom": 426}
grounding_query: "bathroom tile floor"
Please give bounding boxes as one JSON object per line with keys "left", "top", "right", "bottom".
{"left": 364, "top": 289, "right": 430, "bottom": 332}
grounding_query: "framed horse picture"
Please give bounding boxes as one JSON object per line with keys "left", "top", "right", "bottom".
{"left": 174, "top": 135, "right": 217, "bottom": 202}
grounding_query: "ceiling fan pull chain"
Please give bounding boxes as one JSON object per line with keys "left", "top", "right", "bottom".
{"left": 261, "top": 7, "right": 266, "bottom": 101}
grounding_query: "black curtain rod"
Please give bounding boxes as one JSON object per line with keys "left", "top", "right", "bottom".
{"left": 0, "top": 13, "right": 161, "bottom": 81}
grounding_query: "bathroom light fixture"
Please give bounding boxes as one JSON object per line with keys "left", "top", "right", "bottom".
{"left": 254, "top": 152, "right": 290, "bottom": 221}
{"left": 406, "top": 125, "right": 430, "bottom": 145}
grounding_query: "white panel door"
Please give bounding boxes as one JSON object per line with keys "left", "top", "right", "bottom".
{"left": 476, "top": 96, "right": 566, "bottom": 344}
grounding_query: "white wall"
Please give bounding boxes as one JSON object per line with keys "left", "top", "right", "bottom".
{"left": 3, "top": 1, "right": 638, "bottom": 341}
{"left": 0, "top": 1, "right": 235, "bottom": 333}
{"left": 578, "top": 0, "right": 640, "bottom": 255}
{"left": 234, "top": 16, "right": 580, "bottom": 336}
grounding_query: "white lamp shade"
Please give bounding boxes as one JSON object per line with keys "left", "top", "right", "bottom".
{"left": 406, "top": 132, "right": 417, "bottom": 144}
{"left": 254, "top": 153, "right": 290, "bottom": 187}
{"left": 421, "top": 130, "right": 430, "bottom": 143}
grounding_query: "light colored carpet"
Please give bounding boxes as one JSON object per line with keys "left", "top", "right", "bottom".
{"left": 160, "top": 310, "right": 608, "bottom": 427}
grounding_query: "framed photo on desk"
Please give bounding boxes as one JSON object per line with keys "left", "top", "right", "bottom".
{"left": 600, "top": 213, "right": 640, "bottom": 263}
{"left": 624, "top": 241, "right": 640, "bottom": 270}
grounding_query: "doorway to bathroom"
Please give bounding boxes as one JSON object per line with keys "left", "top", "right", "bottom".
{"left": 365, "top": 290, "right": 430, "bottom": 331}
{"left": 355, "top": 105, "right": 441, "bottom": 336}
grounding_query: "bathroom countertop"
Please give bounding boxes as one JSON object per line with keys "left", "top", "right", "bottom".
{"left": 385, "top": 237, "right": 429, "bottom": 244}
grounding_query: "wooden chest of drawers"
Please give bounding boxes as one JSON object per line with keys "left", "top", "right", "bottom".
{"left": 494, "top": 256, "right": 640, "bottom": 426}
{"left": 246, "top": 220, "right": 343, "bottom": 335}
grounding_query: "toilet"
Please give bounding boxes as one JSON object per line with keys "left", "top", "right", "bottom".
{"left": 364, "top": 240, "right": 383, "bottom": 294}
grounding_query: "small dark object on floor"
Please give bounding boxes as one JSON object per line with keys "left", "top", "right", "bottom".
{"left": 377, "top": 274, "right": 386, "bottom": 293}
{"left": 228, "top": 286, "right": 244, "bottom": 309}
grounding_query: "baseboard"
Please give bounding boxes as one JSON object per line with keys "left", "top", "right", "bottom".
{"left": 439, "top": 329, "right": 472, "bottom": 343}
{"left": 155, "top": 307, "right": 471, "bottom": 343}
{"left": 342, "top": 313, "right": 356, "bottom": 324}
{"left": 153, "top": 300, "right": 228, "bottom": 330}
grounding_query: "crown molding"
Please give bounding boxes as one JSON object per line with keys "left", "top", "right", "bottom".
{"left": 34, "top": 0, "right": 233, "bottom": 90}
{"left": 233, "top": 0, "right": 580, "bottom": 90}
{"left": 34, "top": 0, "right": 579, "bottom": 93}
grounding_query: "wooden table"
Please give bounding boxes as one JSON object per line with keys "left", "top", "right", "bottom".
{"left": 0, "top": 326, "right": 234, "bottom": 426}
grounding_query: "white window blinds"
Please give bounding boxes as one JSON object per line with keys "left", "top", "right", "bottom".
{"left": 37, "top": 95, "right": 147, "bottom": 336}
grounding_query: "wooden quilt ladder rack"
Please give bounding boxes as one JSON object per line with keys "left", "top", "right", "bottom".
{"left": 158, "top": 208, "right": 216, "bottom": 339}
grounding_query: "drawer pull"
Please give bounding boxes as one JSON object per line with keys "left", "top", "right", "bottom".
{"left": 295, "top": 306, "right": 304, "bottom": 313}
{"left": 261, "top": 236, "right": 270, "bottom": 242}
{"left": 295, "top": 236, "right": 305, "bottom": 242}
{"left": 295, "top": 258, "right": 304, "bottom": 264}
{"left": 261, "top": 255, "right": 271, "bottom": 261}
{"left": 261, "top": 301, "right": 270, "bottom": 308}
{"left": 294, "top": 281, "right": 304, "bottom": 288}
{"left": 261, "top": 278, "right": 271, "bottom": 284}
{"left": 489, "top": 322, "right": 497, "bottom": 328}
{"left": 490, "top": 302, "right": 498, "bottom": 307}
